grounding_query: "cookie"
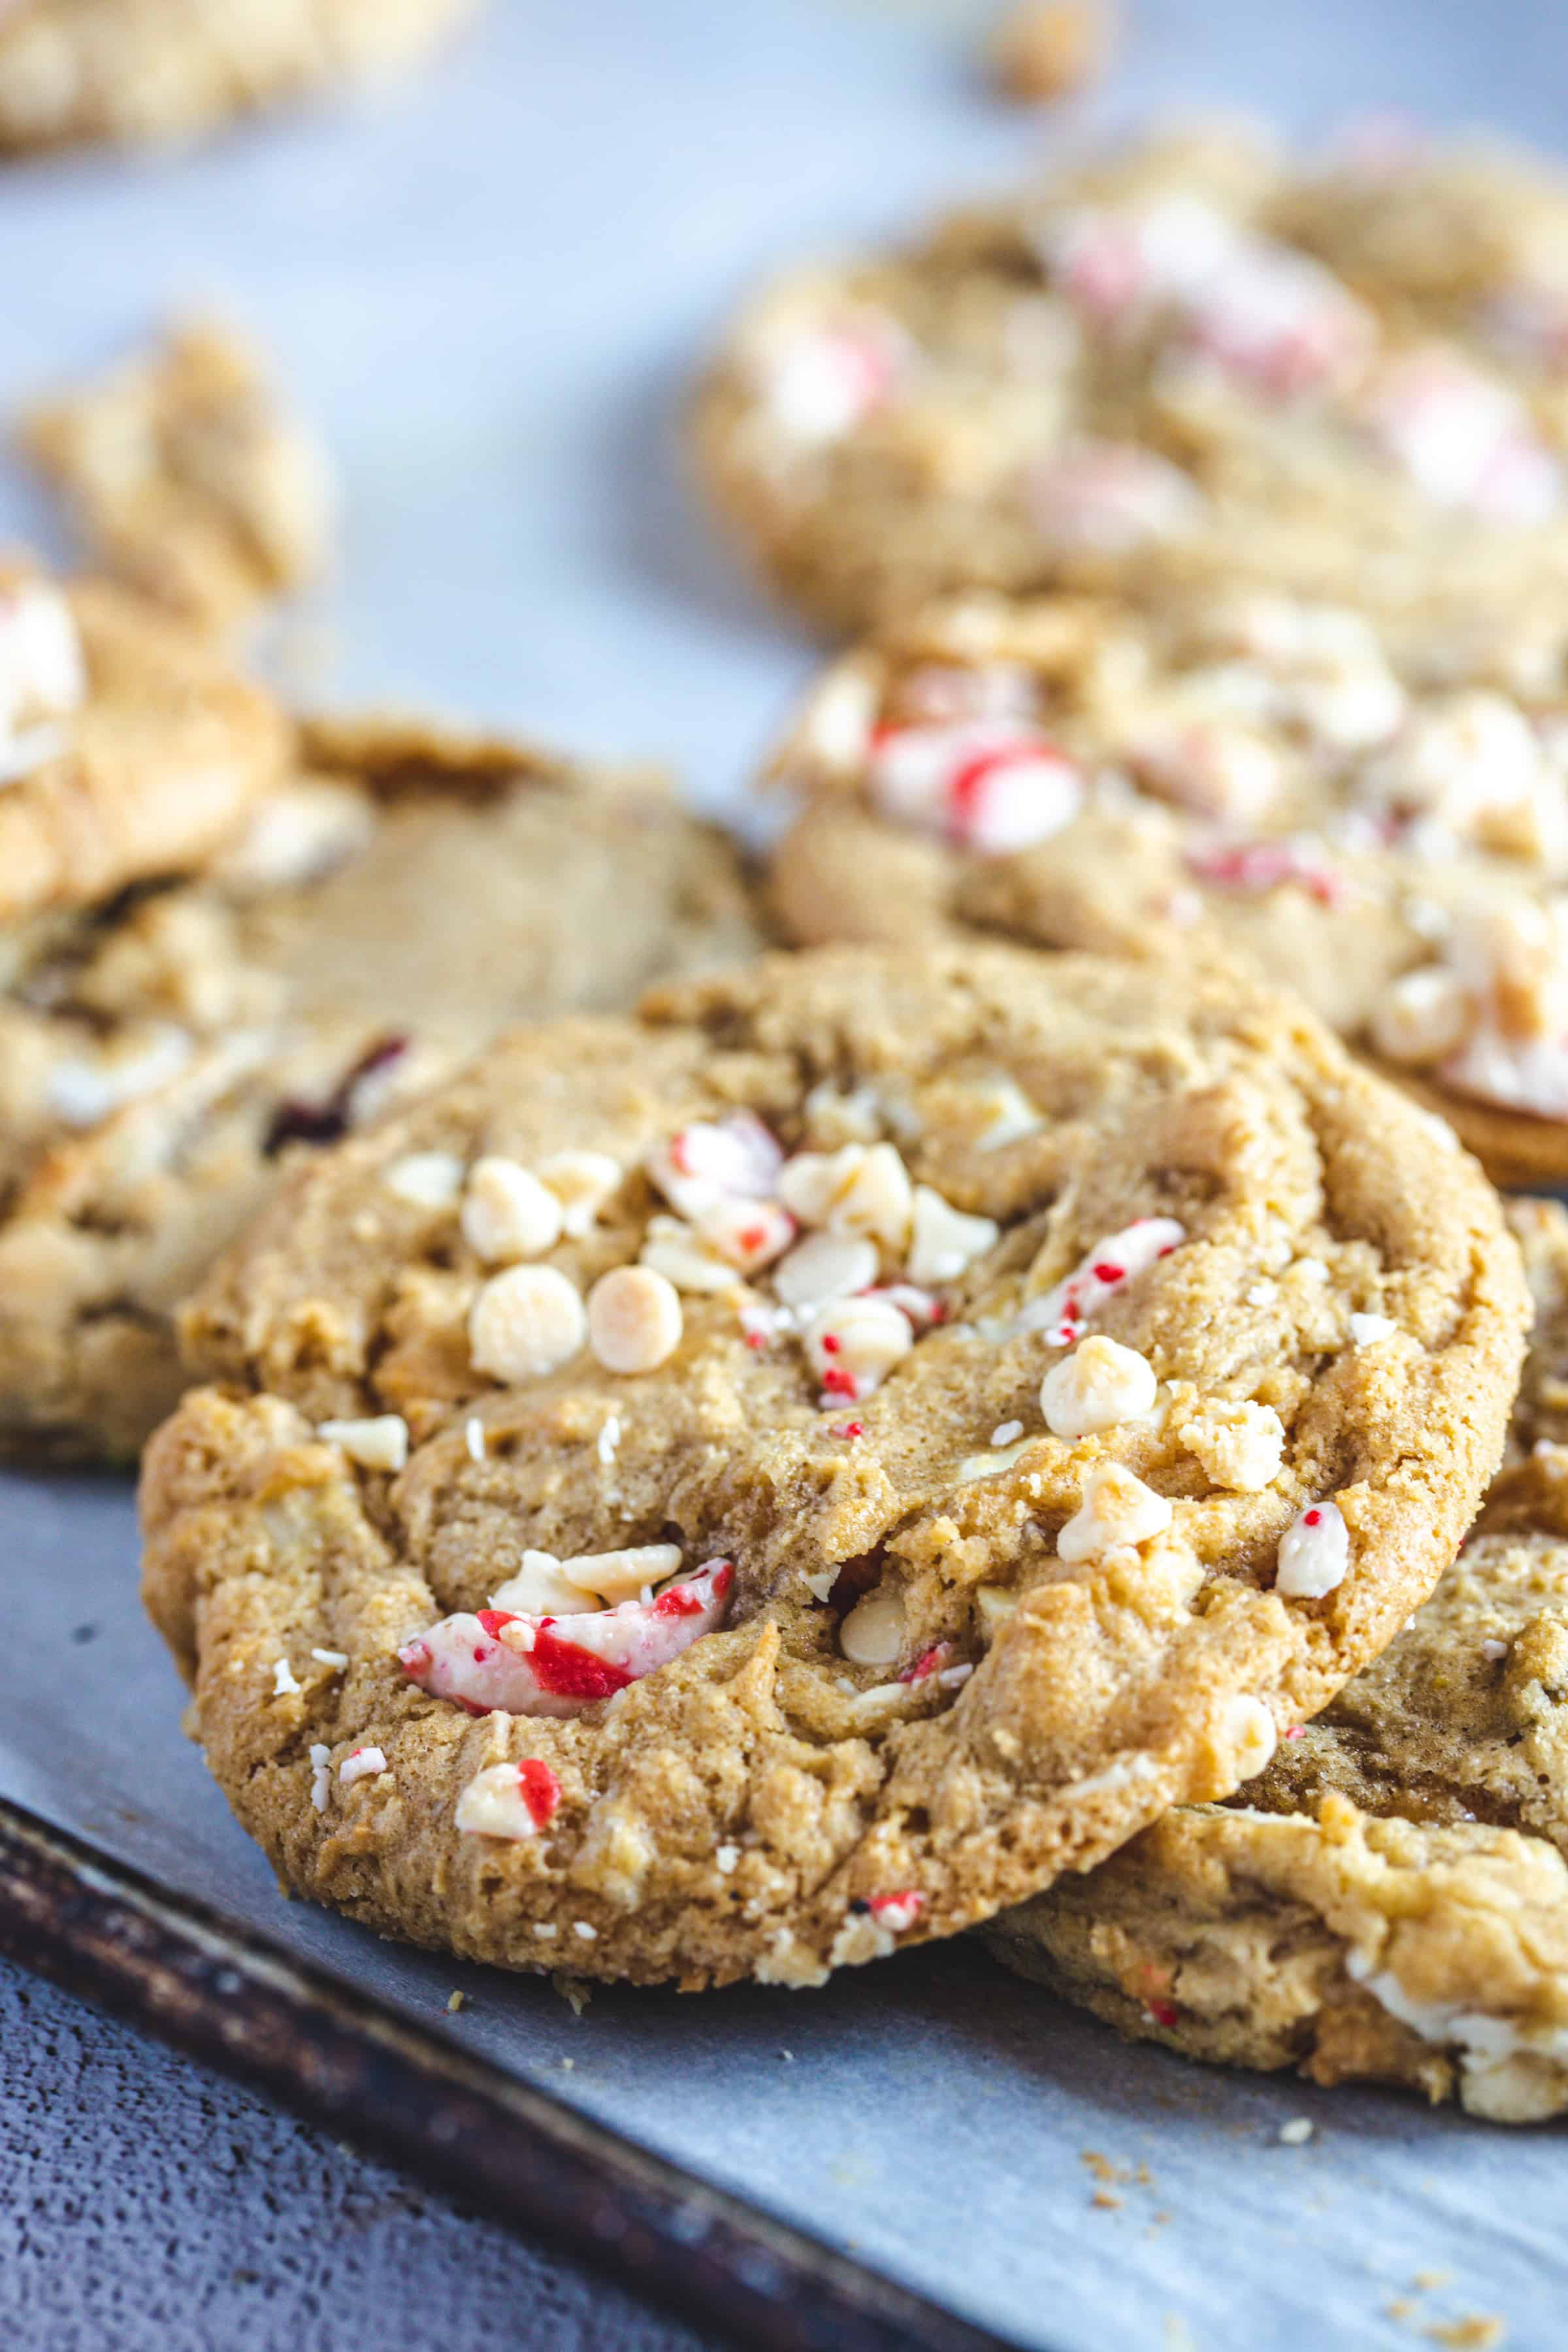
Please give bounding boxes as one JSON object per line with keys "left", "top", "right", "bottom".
{"left": 139, "top": 943, "right": 1526, "bottom": 1989}
{"left": 693, "top": 122, "right": 1568, "bottom": 636}
{"left": 0, "top": 720, "right": 759, "bottom": 1458}
{"left": 764, "top": 584, "right": 1568, "bottom": 1184}
{"left": 983, "top": 1456, "right": 1568, "bottom": 2123}
{"left": 0, "top": 0, "right": 478, "bottom": 154}
{"left": 0, "top": 558, "right": 287, "bottom": 924}
{"left": 22, "top": 321, "right": 333, "bottom": 638}
{"left": 982, "top": 1196, "right": 1568, "bottom": 2122}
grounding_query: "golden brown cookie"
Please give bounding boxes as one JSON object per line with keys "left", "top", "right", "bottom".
{"left": 692, "top": 122, "right": 1568, "bottom": 637}
{"left": 984, "top": 1448, "right": 1568, "bottom": 2122}
{"left": 763, "top": 585, "right": 1568, "bottom": 1184}
{"left": 140, "top": 943, "right": 1526, "bottom": 1988}
{"left": 22, "top": 321, "right": 333, "bottom": 638}
{"left": 0, "top": 720, "right": 759, "bottom": 1458}
{"left": 0, "top": 0, "right": 479, "bottom": 154}
{"left": 0, "top": 559, "right": 287, "bottom": 925}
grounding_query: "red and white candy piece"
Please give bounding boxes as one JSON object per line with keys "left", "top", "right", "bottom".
{"left": 755, "top": 317, "right": 907, "bottom": 444}
{"left": 867, "top": 717, "right": 1084, "bottom": 854}
{"left": 1184, "top": 834, "right": 1347, "bottom": 907}
{"left": 1274, "top": 1497, "right": 1350, "bottom": 1599}
{"left": 646, "top": 1113, "right": 785, "bottom": 1224}
{"left": 864, "top": 1889, "right": 924, "bottom": 1934}
{"left": 1363, "top": 349, "right": 1563, "bottom": 524}
{"left": 1045, "top": 194, "right": 1238, "bottom": 331}
{"left": 400, "top": 1560, "right": 734, "bottom": 1720}
{"left": 455, "top": 1757, "right": 563, "bottom": 1841}
{"left": 1015, "top": 1217, "right": 1185, "bottom": 1349}
{"left": 1178, "top": 240, "right": 1373, "bottom": 399}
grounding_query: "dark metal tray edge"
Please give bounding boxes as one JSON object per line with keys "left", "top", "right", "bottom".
{"left": 0, "top": 1793, "right": 1020, "bottom": 2352}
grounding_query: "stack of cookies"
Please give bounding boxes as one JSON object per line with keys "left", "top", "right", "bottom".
{"left": 16, "top": 95, "right": 1568, "bottom": 2136}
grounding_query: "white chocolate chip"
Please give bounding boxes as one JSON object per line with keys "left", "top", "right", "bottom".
{"left": 469, "top": 1264, "right": 586, "bottom": 1382}
{"left": 587, "top": 1265, "right": 683, "bottom": 1374}
{"left": 1371, "top": 965, "right": 1471, "bottom": 1066}
{"left": 560, "top": 1543, "right": 684, "bottom": 1605}
{"left": 778, "top": 1141, "right": 913, "bottom": 1252}
{"left": 1275, "top": 1497, "right": 1350, "bottom": 1599}
{"left": 1348, "top": 1312, "right": 1397, "bottom": 1346}
{"left": 839, "top": 1581, "right": 907, "bottom": 1666}
{"left": 308, "top": 1743, "right": 332, "bottom": 1813}
{"left": 311, "top": 1648, "right": 349, "bottom": 1671}
{"left": 338, "top": 1746, "right": 388, "bottom": 1788}
{"left": 1039, "top": 1336, "right": 1157, "bottom": 1439}
{"left": 1176, "top": 1397, "right": 1285, "bottom": 1492}
{"left": 461, "top": 1157, "right": 564, "bottom": 1262}
{"left": 804, "top": 1294, "right": 914, "bottom": 1399}
{"left": 972, "top": 1075, "right": 1044, "bottom": 1151}
{"left": 772, "top": 1230, "right": 879, "bottom": 1312}
{"left": 538, "top": 1149, "right": 621, "bottom": 1236}
{"left": 491, "top": 1550, "right": 600, "bottom": 1616}
{"left": 383, "top": 1151, "right": 465, "bottom": 1209}
{"left": 906, "top": 1185, "right": 1000, "bottom": 1285}
{"left": 975, "top": 1585, "right": 1019, "bottom": 1631}
{"left": 1224, "top": 1693, "right": 1278, "bottom": 1779}
{"left": 317, "top": 1413, "right": 410, "bottom": 1472}
{"left": 1056, "top": 1463, "right": 1173, "bottom": 1565}
{"left": 639, "top": 1213, "right": 738, "bottom": 1293}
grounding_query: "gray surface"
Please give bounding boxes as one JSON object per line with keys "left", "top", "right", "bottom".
{"left": 1, "top": 1, "right": 1567, "bottom": 2347}
{"left": 0, "top": 1954, "right": 716, "bottom": 2352}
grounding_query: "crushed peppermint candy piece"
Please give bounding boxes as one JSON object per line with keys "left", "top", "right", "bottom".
{"left": 864, "top": 1889, "right": 924, "bottom": 1935}
{"left": 596, "top": 1413, "right": 621, "bottom": 1467}
{"left": 311, "top": 1648, "right": 349, "bottom": 1671}
{"left": 455, "top": 1757, "right": 562, "bottom": 1840}
{"left": 1278, "top": 2117, "right": 1315, "bottom": 2146}
{"left": 868, "top": 717, "right": 1085, "bottom": 853}
{"left": 646, "top": 1113, "right": 784, "bottom": 1224}
{"left": 755, "top": 316, "right": 907, "bottom": 443}
{"left": 1185, "top": 835, "right": 1346, "bottom": 907}
{"left": 906, "top": 1185, "right": 999, "bottom": 1285}
{"left": 338, "top": 1746, "right": 388, "bottom": 1788}
{"left": 1029, "top": 438, "right": 1203, "bottom": 553}
{"left": 466, "top": 1416, "right": 487, "bottom": 1464}
{"left": 308, "top": 1744, "right": 332, "bottom": 1813}
{"left": 1363, "top": 348, "right": 1562, "bottom": 524}
{"left": 1015, "top": 1217, "right": 1185, "bottom": 1348}
{"left": 1275, "top": 1497, "right": 1350, "bottom": 1599}
{"left": 400, "top": 1559, "right": 734, "bottom": 1719}
{"left": 271, "top": 1657, "right": 301, "bottom": 1698}
{"left": 804, "top": 1293, "right": 914, "bottom": 1402}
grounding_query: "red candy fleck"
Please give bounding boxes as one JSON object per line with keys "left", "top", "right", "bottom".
{"left": 527, "top": 1629, "right": 636, "bottom": 1701}
{"left": 900, "top": 1644, "right": 951, "bottom": 1684}
{"left": 1092, "top": 1262, "right": 1124, "bottom": 1283}
{"left": 1284, "top": 1725, "right": 1306, "bottom": 1740}
{"left": 517, "top": 1758, "right": 561, "bottom": 1829}
{"left": 476, "top": 1610, "right": 518, "bottom": 1638}
{"left": 1303, "top": 1509, "right": 1322, "bottom": 1528}
{"left": 1146, "top": 1997, "right": 1179, "bottom": 2030}
{"left": 866, "top": 1889, "right": 924, "bottom": 1932}
{"left": 831, "top": 1421, "right": 865, "bottom": 1441}
{"left": 740, "top": 1224, "right": 768, "bottom": 1254}
{"left": 653, "top": 1583, "right": 705, "bottom": 1618}
{"left": 821, "top": 1367, "right": 858, "bottom": 1398}
{"left": 820, "top": 1333, "right": 841, "bottom": 1354}
{"left": 744, "top": 1330, "right": 767, "bottom": 1350}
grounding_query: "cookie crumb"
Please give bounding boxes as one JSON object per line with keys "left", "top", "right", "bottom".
{"left": 446, "top": 1990, "right": 464, "bottom": 2013}
{"left": 572, "top": 1919, "right": 598, "bottom": 1942}
{"left": 1426, "top": 2321, "right": 1506, "bottom": 2351}
{"left": 1278, "top": 2116, "right": 1314, "bottom": 2144}
{"left": 715, "top": 1842, "right": 740, "bottom": 1874}
{"left": 988, "top": 0, "right": 1115, "bottom": 105}
{"left": 553, "top": 1977, "right": 592, "bottom": 2018}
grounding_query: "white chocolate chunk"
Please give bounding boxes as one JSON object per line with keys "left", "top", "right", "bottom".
{"left": 308, "top": 1743, "right": 333, "bottom": 1813}
{"left": 561, "top": 1543, "right": 684, "bottom": 1605}
{"left": 1039, "top": 1336, "right": 1156, "bottom": 1439}
{"left": 1224, "top": 1693, "right": 1278, "bottom": 1779}
{"left": 1371, "top": 965, "right": 1471, "bottom": 1066}
{"left": 695, "top": 1194, "right": 796, "bottom": 1273}
{"left": 469, "top": 1264, "right": 585, "bottom": 1382}
{"left": 1348, "top": 1312, "right": 1397, "bottom": 1346}
{"left": 779, "top": 1141, "right": 913, "bottom": 1251}
{"left": 587, "top": 1265, "right": 683, "bottom": 1374}
{"left": 772, "top": 1230, "right": 879, "bottom": 1313}
{"left": 383, "top": 1150, "right": 465, "bottom": 1209}
{"left": 804, "top": 1294, "right": 914, "bottom": 1399}
{"left": 271, "top": 1657, "right": 300, "bottom": 1698}
{"left": 491, "top": 1550, "right": 600, "bottom": 1616}
{"left": 1056, "top": 1462, "right": 1173, "bottom": 1565}
{"left": 338, "top": 1746, "right": 388, "bottom": 1788}
{"left": 646, "top": 1114, "right": 783, "bottom": 1222}
{"left": 975, "top": 1584, "right": 1019, "bottom": 1631}
{"left": 462, "top": 1156, "right": 564, "bottom": 1262}
{"left": 1176, "top": 1397, "right": 1285, "bottom": 1492}
{"left": 538, "top": 1149, "right": 621, "bottom": 1235}
{"left": 839, "top": 1581, "right": 907, "bottom": 1665}
{"left": 1275, "top": 1497, "right": 1350, "bottom": 1599}
{"left": 906, "top": 1185, "right": 999, "bottom": 1285}
{"left": 317, "top": 1413, "right": 409, "bottom": 1472}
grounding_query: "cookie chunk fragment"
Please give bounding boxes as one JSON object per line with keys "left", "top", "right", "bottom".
{"left": 142, "top": 943, "right": 1524, "bottom": 1987}
{"left": 22, "top": 321, "right": 333, "bottom": 636}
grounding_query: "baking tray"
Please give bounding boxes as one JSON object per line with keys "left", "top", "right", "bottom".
{"left": 1, "top": 2, "right": 1566, "bottom": 2346}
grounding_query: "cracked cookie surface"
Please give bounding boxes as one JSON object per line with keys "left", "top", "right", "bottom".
{"left": 0, "top": 719, "right": 759, "bottom": 1458}
{"left": 141, "top": 943, "right": 1525, "bottom": 1988}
